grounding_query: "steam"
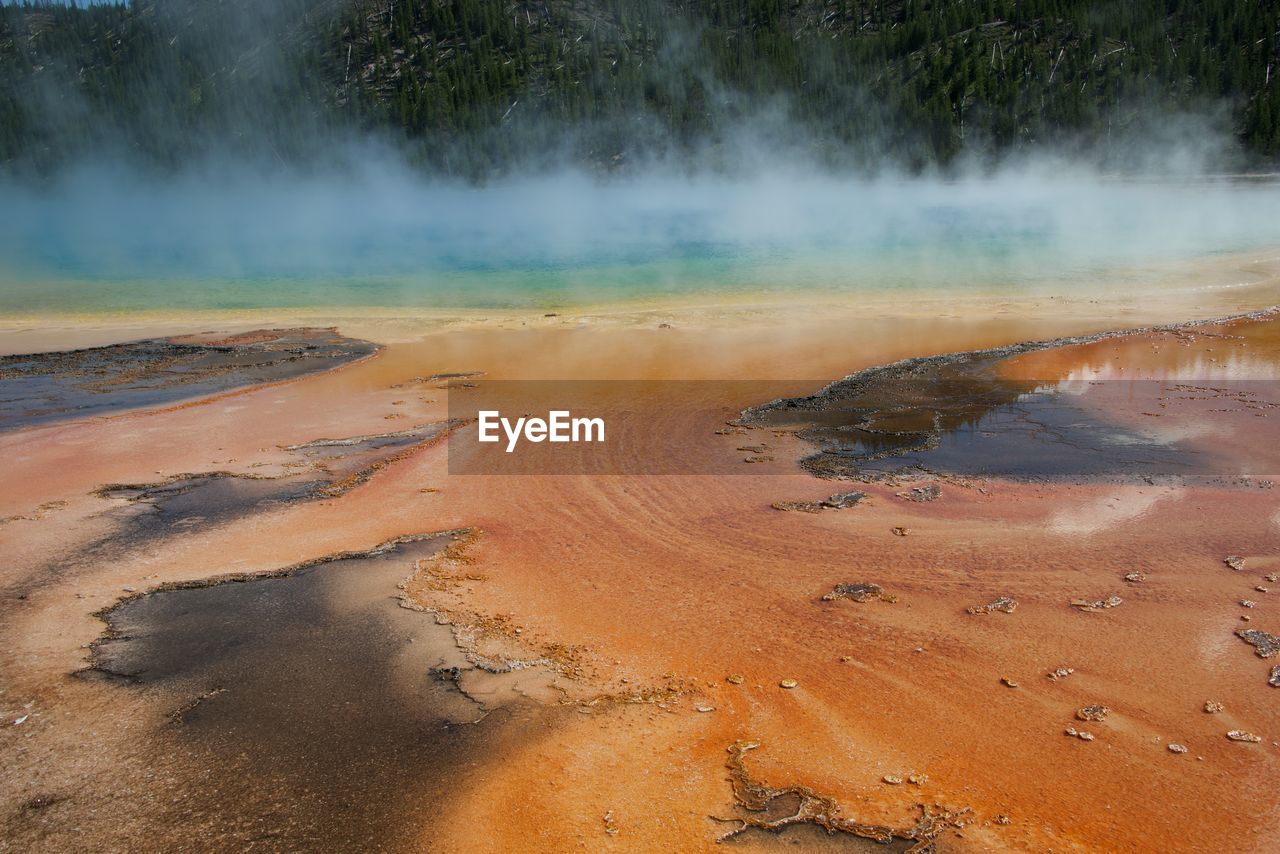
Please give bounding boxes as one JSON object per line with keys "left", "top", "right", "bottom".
{"left": 3, "top": 152, "right": 1279, "bottom": 313}
{"left": 1, "top": 2, "right": 1278, "bottom": 313}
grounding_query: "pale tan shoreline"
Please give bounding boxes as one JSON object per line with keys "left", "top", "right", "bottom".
{"left": 2, "top": 246, "right": 1279, "bottom": 355}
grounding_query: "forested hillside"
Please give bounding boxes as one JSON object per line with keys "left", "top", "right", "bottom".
{"left": 2, "top": 0, "right": 1278, "bottom": 176}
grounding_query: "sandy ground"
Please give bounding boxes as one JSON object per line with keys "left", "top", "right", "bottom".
{"left": 2, "top": 249, "right": 1280, "bottom": 852}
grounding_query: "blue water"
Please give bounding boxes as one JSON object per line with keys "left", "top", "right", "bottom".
{"left": 2, "top": 168, "right": 1278, "bottom": 313}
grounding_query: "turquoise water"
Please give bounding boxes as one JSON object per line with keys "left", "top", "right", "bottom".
{"left": 2, "top": 170, "right": 1278, "bottom": 313}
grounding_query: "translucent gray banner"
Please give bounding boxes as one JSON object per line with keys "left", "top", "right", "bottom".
{"left": 445, "top": 378, "right": 1280, "bottom": 479}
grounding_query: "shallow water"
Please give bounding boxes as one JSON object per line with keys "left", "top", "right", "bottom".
{"left": 89, "top": 534, "right": 541, "bottom": 851}
{"left": 747, "top": 321, "right": 1280, "bottom": 481}
{"left": 0, "top": 328, "right": 376, "bottom": 430}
